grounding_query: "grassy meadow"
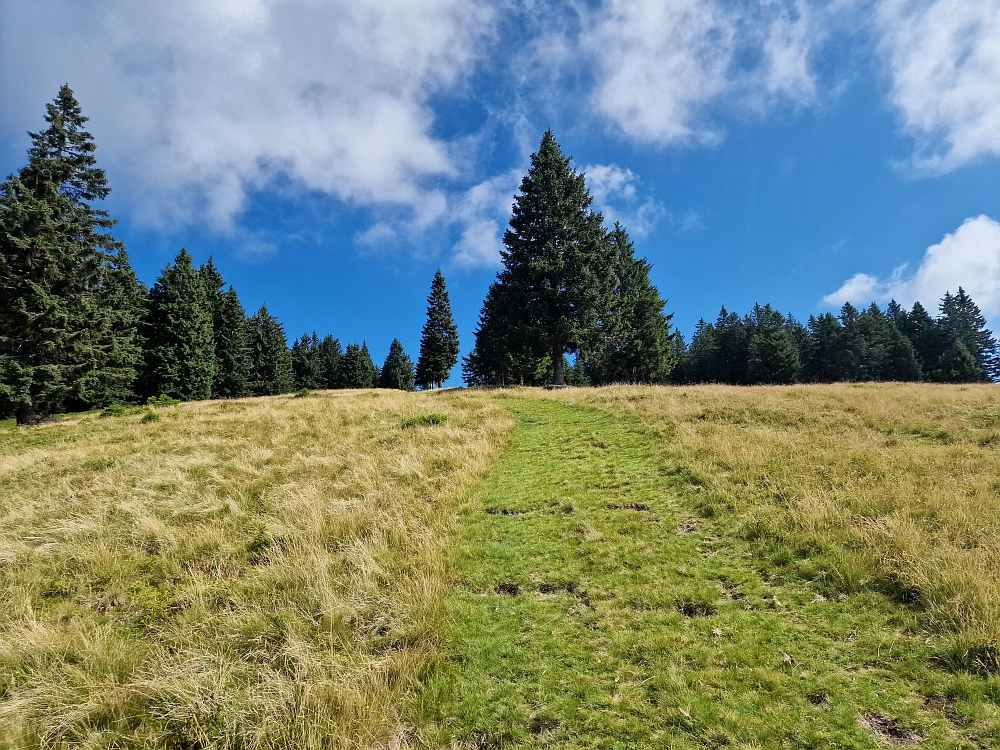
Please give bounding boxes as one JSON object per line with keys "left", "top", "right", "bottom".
{"left": 0, "top": 391, "right": 512, "bottom": 748}
{"left": 2, "top": 384, "right": 1000, "bottom": 748}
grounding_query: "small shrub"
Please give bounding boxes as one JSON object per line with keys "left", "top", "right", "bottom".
{"left": 403, "top": 413, "right": 448, "bottom": 428}
{"left": 140, "top": 412, "right": 160, "bottom": 424}
{"left": 294, "top": 389, "right": 312, "bottom": 398}
{"left": 146, "top": 395, "right": 180, "bottom": 407}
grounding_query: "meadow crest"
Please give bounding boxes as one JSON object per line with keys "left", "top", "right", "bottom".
{"left": 0, "top": 391, "right": 512, "bottom": 748}
{"left": 538, "top": 383, "right": 1000, "bottom": 669}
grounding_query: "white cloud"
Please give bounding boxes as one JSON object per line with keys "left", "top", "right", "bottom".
{"left": 0, "top": 0, "right": 492, "bottom": 231}
{"left": 877, "top": 0, "right": 1000, "bottom": 172}
{"left": 583, "top": 163, "right": 664, "bottom": 238}
{"left": 823, "top": 215, "right": 1000, "bottom": 317}
{"left": 579, "top": 0, "right": 820, "bottom": 144}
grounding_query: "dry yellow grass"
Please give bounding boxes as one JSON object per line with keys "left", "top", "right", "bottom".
{"left": 534, "top": 383, "right": 1000, "bottom": 669}
{"left": 0, "top": 390, "right": 512, "bottom": 748}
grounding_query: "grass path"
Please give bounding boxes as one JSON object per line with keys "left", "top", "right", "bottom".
{"left": 414, "top": 397, "right": 997, "bottom": 749}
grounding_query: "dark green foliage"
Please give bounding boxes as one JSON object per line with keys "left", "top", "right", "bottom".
{"left": 200, "top": 258, "right": 250, "bottom": 398}
{"left": 317, "top": 335, "right": 344, "bottom": 389}
{"left": 416, "top": 269, "right": 460, "bottom": 389}
{"left": 854, "top": 303, "right": 921, "bottom": 381}
{"left": 498, "top": 131, "right": 612, "bottom": 385}
{"left": 894, "top": 301, "right": 945, "bottom": 378}
{"left": 804, "top": 314, "right": 854, "bottom": 382}
{"left": 580, "top": 223, "right": 677, "bottom": 384}
{"left": 0, "top": 85, "right": 141, "bottom": 423}
{"left": 246, "top": 306, "right": 294, "bottom": 396}
{"left": 379, "top": 339, "right": 416, "bottom": 390}
{"left": 141, "top": 249, "right": 216, "bottom": 401}
{"left": 291, "top": 332, "right": 324, "bottom": 391}
{"left": 936, "top": 339, "right": 983, "bottom": 383}
{"left": 146, "top": 395, "right": 180, "bottom": 406}
{"left": 339, "top": 342, "right": 379, "bottom": 389}
{"left": 213, "top": 287, "right": 251, "bottom": 397}
{"left": 464, "top": 281, "right": 550, "bottom": 387}
{"left": 746, "top": 305, "right": 803, "bottom": 384}
{"left": 938, "top": 289, "right": 998, "bottom": 380}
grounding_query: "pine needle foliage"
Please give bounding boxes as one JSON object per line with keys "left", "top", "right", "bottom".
{"left": 379, "top": 338, "right": 416, "bottom": 390}
{"left": 416, "top": 270, "right": 460, "bottom": 389}
{"left": 246, "top": 305, "right": 294, "bottom": 396}
{"left": 0, "top": 85, "right": 140, "bottom": 423}
{"left": 141, "top": 249, "right": 216, "bottom": 401}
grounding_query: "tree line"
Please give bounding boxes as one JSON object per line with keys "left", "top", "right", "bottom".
{"left": 2, "top": 88, "right": 995, "bottom": 425}
{"left": 671, "top": 294, "right": 998, "bottom": 385}
{"left": 0, "top": 86, "right": 459, "bottom": 424}
{"left": 462, "top": 130, "right": 998, "bottom": 388}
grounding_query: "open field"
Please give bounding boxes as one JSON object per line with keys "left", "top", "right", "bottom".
{"left": 0, "top": 391, "right": 512, "bottom": 748}
{"left": 2, "top": 384, "right": 1000, "bottom": 748}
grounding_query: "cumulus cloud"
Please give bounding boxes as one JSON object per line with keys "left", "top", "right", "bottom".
{"left": 579, "top": 0, "right": 819, "bottom": 144}
{"left": 583, "top": 164, "right": 664, "bottom": 238}
{"left": 877, "top": 0, "right": 1000, "bottom": 172}
{"left": 822, "top": 215, "right": 1000, "bottom": 317}
{"left": 0, "top": 0, "right": 491, "bottom": 231}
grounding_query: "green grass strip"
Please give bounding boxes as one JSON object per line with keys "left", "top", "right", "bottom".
{"left": 413, "top": 398, "right": 1000, "bottom": 748}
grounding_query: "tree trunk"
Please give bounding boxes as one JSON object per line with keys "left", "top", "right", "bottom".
{"left": 14, "top": 400, "right": 39, "bottom": 426}
{"left": 552, "top": 348, "right": 565, "bottom": 386}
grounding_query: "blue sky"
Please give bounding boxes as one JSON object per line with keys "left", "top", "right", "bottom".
{"left": 2, "top": 0, "right": 1000, "bottom": 383}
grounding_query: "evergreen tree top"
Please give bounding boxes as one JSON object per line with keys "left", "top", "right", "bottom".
{"left": 23, "top": 85, "right": 109, "bottom": 203}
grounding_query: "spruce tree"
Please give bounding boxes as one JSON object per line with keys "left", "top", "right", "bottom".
{"left": 199, "top": 258, "right": 250, "bottom": 397}
{"left": 88, "top": 247, "right": 146, "bottom": 407}
{"left": 416, "top": 269, "right": 460, "bottom": 389}
{"left": 896, "top": 301, "right": 945, "bottom": 379}
{"left": 583, "top": 223, "right": 676, "bottom": 383}
{"left": 141, "top": 249, "right": 216, "bottom": 400}
{"left": 938, "top": 289, "right": 998, "bottom": 380}
{"left": 291, "top": 332, "right": 324, "bottom": 390}
{"left": 360, "top": 342, "right": 380, "bottom": 387}
{"left": 936, "top": 339, "right": 983, "bottom": 383}
{"left": 745, "top": 305, "right": 802, "bottom": 384}
{"left": 211, "top": 288, "right": 250, "bottom": 397}
{"left": 339, "top": 342, "right": 378, "bottom": 389}
{"left": 499, "top": 131, "right": 612, "bottom": 385}
{"left": 713, "top": 307, "right": 750, "bottom": 384}
{"left": 379, "top": 339, "right": 416, "bottom": 390}
{"left": 0, "top": 85, "right": 140, "bottom": 422}
{"left": 317, "top": 335, "right": 344, "bottom": 388}
{"left": 855, "top": 303, "right": 921, "bottom": 381}
{"left": 246, "top": 306, "right": 294, "bottom": 396}
{"left": 676, "top": 319, "right": 719, "bottom": 383}
{"left": 464, "top": 280, "right": 548, "bottom": 386}
{"left": 804, "top": 313, "right": 853, "bottom": 382}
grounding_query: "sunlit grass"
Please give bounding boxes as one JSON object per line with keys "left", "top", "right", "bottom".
{"left": 0, "top": 390, "right": 513, "bottom": 748}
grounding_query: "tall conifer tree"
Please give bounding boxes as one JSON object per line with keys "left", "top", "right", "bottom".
{"left": 416, "top": 269, "right": 460, "bottom": 389}
{"left": 938, "top": 289, "right": 998, "bottom": 380}
{"left": 339, "top": 342, "right": 378, "bottom": 389}
{"left": 0, "top": 85, "right": 140, "bottom": 422}
{"left": 141, "top": 249, "right": 216, "bottom": 400}
{"left": 246, "top": 305, "right": 294, "bottom": 396}
{"left": 291, "top": 332, "right": 324, "bottom": 390}
{"left": 199, "top": 258, "right": 250, "bottom": 397}
{"left": 212, "top": 287, "right": 250, "bottom": 397}
{"left": 317, "top": 335, "right": 344, "bottom": 388}
{"left": 582, "top": 222, "right": 676, "bottom": 383}
{"left": 499, "top": 131, "right": 611, "bottom": 385}
{"left": 379, "top": 339, "right": 416, "bottom": 390}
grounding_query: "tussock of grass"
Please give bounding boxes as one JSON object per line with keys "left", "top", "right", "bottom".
{"left": 0, "top": 391, "right": 512, "bottom": 747}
